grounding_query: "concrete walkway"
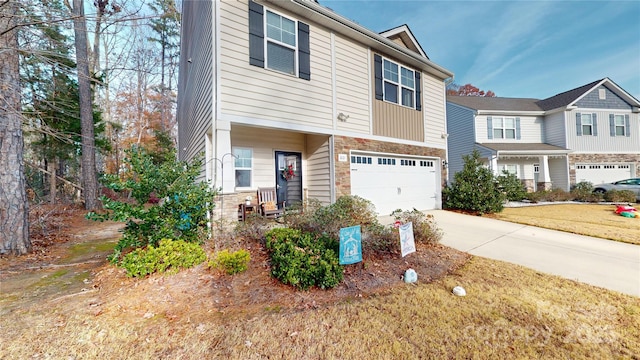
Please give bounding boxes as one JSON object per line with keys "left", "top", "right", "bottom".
{"left": 391, "top": 210, "right": 640, "bottom": 297}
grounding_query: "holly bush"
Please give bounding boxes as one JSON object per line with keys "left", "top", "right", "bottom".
{"left": 87, "top": 146, "right": 217, "bottom": 263}
{"left": 443, "top": 150, "right": 505, "bottom": 214}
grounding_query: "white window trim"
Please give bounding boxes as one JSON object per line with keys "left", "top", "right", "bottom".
{"left": 381, "top": 57, "right": 416, "bottom": 109}
{"left": 499, "top": 164, "right": 518, "bottom": 176}
{"left": 492, "top": 117, "right": 516, "bottom": 139}
{"left": 581, "top": 113, "right": 594, "bottom": 136}
{"left": 614, "top": 114, "right": 626, "bottom": 136}
{"left": 233, "top": 147, "right": 253, "bottom": 189}
{"left": 264, "top": 8, "right": 299, "bottom": 76}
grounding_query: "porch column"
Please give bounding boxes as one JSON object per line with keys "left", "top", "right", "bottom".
{"left": 538, "top": 155, "right": 552, "bottom": 190}
{"left": 215, "top": 120, "right": 234, "bottom": 194}
{"left": 490, "top": 155, "right": 499, "bottom": 176}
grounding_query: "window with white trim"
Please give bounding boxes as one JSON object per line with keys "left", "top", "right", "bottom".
{"left": 233, "top": 147, "right": 253, "bottom": 188}
{"left": 383, "top": 58, "right": 415, "bottom": 108}
{"left": 492, "top": 117, "right": 516, "bottom": 139}
{"left": 499, "top": 164, "right": 518, "bottom": 175}
{"left": 581, "top": 113, "right": 594, "bottom": 136}
{"left": 265, "top": 10, "right": 297, "bottom": 75}
{"left": 614, "top": 115, "right": 625, "bottom": 136}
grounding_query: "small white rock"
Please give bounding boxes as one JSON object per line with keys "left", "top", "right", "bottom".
{"left": 452, "top": 286, "right": 466, "bottom": 297}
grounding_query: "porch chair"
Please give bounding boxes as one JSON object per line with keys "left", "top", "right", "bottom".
{"left": 257, "top": 187, "right": 285, "bottom": 218}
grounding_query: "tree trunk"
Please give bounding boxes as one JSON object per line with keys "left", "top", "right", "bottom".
{"left": 0, "top": 0, "right": 31, "bottom": 254}
{"left": 72, "top": 0, "right": 99, "bottom": 210}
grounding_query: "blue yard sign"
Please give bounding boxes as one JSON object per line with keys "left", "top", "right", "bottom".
{"left": 399, "top": 222, "right": 416, "bottom": 257}
{"left": 339, "top": 225, "right": 362, "bottom": 265}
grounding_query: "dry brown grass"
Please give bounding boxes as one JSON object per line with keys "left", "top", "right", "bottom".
{"left": 494, "top": 204, "right": 640, "bottom": 245}
{"left": 1, "top": 257, "right": 638, "bottom": 359}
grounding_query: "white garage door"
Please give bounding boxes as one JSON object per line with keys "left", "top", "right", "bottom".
{"left": 575, "top": 163, "right": 633, "bottom": 185}
{"left": 350, "top": 152, "right": 439, "bottom": 216}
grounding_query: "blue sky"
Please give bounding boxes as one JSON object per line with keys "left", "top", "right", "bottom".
{"left": 321, "top": 0, "right": 640, "bottom": 101}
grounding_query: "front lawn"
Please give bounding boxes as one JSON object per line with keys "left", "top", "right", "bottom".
{"left": 493, "top": 204, "right": 640, "bottom": 245}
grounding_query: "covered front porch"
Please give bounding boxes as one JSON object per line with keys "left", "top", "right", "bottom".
{"left": 476, "top": 143, "right": 572, "bottom": 192}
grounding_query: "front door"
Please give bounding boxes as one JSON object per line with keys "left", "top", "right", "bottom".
{"left": 275, "top": 151, "right": 302, "bottom": 208}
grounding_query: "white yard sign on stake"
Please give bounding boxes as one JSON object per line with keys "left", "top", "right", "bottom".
{"left": 399, "top": 222, "right": 416, "bottom": 257}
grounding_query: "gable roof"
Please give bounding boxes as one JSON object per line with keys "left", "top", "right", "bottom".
{"left": 447, "top": 95, "right": 543, "bottom": 112}
{"left": 379, "top": 24, "right": 428, "bottom": 59}
{"left": 535, "top": 78, "right": 640, "bottom": 111}
{"left": 271, "top": 0, "right": 453, "bottom": 79}
{"left": 534, "top": 79, "right": 603, "bottom": 111}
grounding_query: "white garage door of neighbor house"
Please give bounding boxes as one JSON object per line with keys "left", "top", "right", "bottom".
{"left": 350, "top": 153, "right": 439, "bottom": 216}
{"left": 575, "top": 163, "right": 633, "bottom": 185}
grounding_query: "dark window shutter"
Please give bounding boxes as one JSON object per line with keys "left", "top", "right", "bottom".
{"left": 609, "top": 114, "right": 615, "bottom": 136}
{"left": 248, "top": 1, "right": 264, "bottom": 67}
{"left": 625, "top": 114, "right": 630, "bottom": 137}
{"left": 415, "top": 71, "right": 421, "bottom": 111}
{"left": 374, "top": 54, "right": 383, "bottom": 100}
{"left": 592, "top": 113, "right": 598, "bottom": 136}
{"left": 515, "top": 117, "right": 521, "bottom": 140}
{"left": 298, "top": 22, "right": 310, "bottom": 80}
{"left": 576, "top": 113, "right": 582, "bottom": 136}
{"left": 487, "top": 116, "right": 493, "bottom": 139}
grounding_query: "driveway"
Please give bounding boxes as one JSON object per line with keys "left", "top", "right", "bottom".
{"left": 424, "top": 210, "right": 640, "bottom": 297}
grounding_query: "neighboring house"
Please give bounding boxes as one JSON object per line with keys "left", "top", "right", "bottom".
{"left": 446, "top": 78, "right": 640, "bottom": 191}
{"left": 176, "top": 0, "right": 453, "bottom": 219}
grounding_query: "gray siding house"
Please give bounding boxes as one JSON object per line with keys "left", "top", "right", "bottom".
{"left": 446, "top": 78, "right": 640, "bottom": 191}
{"left": 176, "top": 0, "right": 454, "bottom": 219}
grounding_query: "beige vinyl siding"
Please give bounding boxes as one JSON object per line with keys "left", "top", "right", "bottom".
{"left": 335, "top": 35, "right": 370, "bottom": 134}
{"left": 219, "top": 1, "right": 333, "bottom": 128}
{"left": 423, "top": 74, "right": 446, "bottom": 146}
{"left": 231, "top": 126, "right": 305, "bottom": 189}
{"left": 567, "top": 110, "right": 639, "bottom": 152}
{"left": 177, "top": 0, "right": 214, "bottom": 170}
{"left": 305, "top": 134, "right": 332, "bottom": 205}
{"left": 544, "top": 111, "right": 567, "bottom": 147}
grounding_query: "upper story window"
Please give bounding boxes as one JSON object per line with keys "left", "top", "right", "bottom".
{"left": 233, "top": 147, "right": 253, "bottom": 188}
{"left": 248, "top": 1, "right": 310, "bottom": 80}
{"left": 374, "top": 54, "right": 421, "bottom": 111}
{"left": 493, "top": 117, "right": 516, "bottom": 139}
{"left": 609, "top": 113, "right": 630, "bottom": 137}
{"left": 576, "top": 112, "right": 597, "bottom": 136}
{"left": 382, "top": 59, "right": 415, "bottom": 108}
{"left": 486, "top": 116, "right": 520, "bottom": 140}
{"left": 266, "top": 11, "right": 296, "bottom": 75}
{"left": 580, "top": 113, "right": 594, "bottom": 136}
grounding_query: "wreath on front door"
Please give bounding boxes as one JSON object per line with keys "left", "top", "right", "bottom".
{"left": 281, "top": 164, "right": 295, "bottom": 181}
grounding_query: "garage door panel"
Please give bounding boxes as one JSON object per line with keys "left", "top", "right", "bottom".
{"left": 350, "top": 153, "right": 438, "bottom": 215}
{"left": 575, "top": 163, "right": 632, "bottom": 184}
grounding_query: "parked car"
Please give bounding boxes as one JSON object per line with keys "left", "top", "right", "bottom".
{"left": 593, "top": 178, "right": 640, "bottom": 201}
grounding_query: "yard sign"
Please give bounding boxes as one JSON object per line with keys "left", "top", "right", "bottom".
{"left": 399, "top": 222, "right": 416, "bottom": 257}
{"left": 339, "top": 225, "right": 362, "bottom": 265}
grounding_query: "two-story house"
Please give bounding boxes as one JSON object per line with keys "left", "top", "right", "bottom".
{"left": 177, "top": 0, "right": 454, "bottom": 219}
{"left": 446, "top": 78, "right": 640, "bottom": 191}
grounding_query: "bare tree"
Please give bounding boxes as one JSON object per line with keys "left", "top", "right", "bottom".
{"left": 71, "top": 0, "right": 99, "bottom": 210}
{"left": 0, "top": 0, "right": 30, "bottom": 254}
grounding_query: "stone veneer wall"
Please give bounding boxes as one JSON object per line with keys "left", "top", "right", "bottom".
{"left": 333, "top": 135, "right": 446, "bottom": 199}
{"left": 568, "top": 154, "right": 640, "bottom": 185}
{"left": 211, "top": 191, "right": 256, "bottom": 223}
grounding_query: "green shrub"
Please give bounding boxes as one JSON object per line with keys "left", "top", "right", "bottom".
{"left": 443, "top": 150, "right": 505, "bottom": 214}
{"left": 265, "top": 228, "right": 342, "bottom": 290}
{"left": 497, "top": 171, "right": 528, "bottom": 201}
{"left": 571, "top": 181, "right": 597, "bottom": 202}
{"left": 209, "top": 249, "right": 251, "bottom": 275}
{"left": 120, "top": 239, "right": 206, "bottom": 277}
{"left": 546, "top": 188, "right": 572, "bottom": 202}
{"left": 525, "top": 190, "right": 545, "bottom": 203}
{"left": 390, "top": 209, "right": 442, "bottom": 245}
{"left": 604, "top": 189, "right": 636, "bottom": 203}
{"left": 87, "top": 146, "right": 217, "bottom": 263}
